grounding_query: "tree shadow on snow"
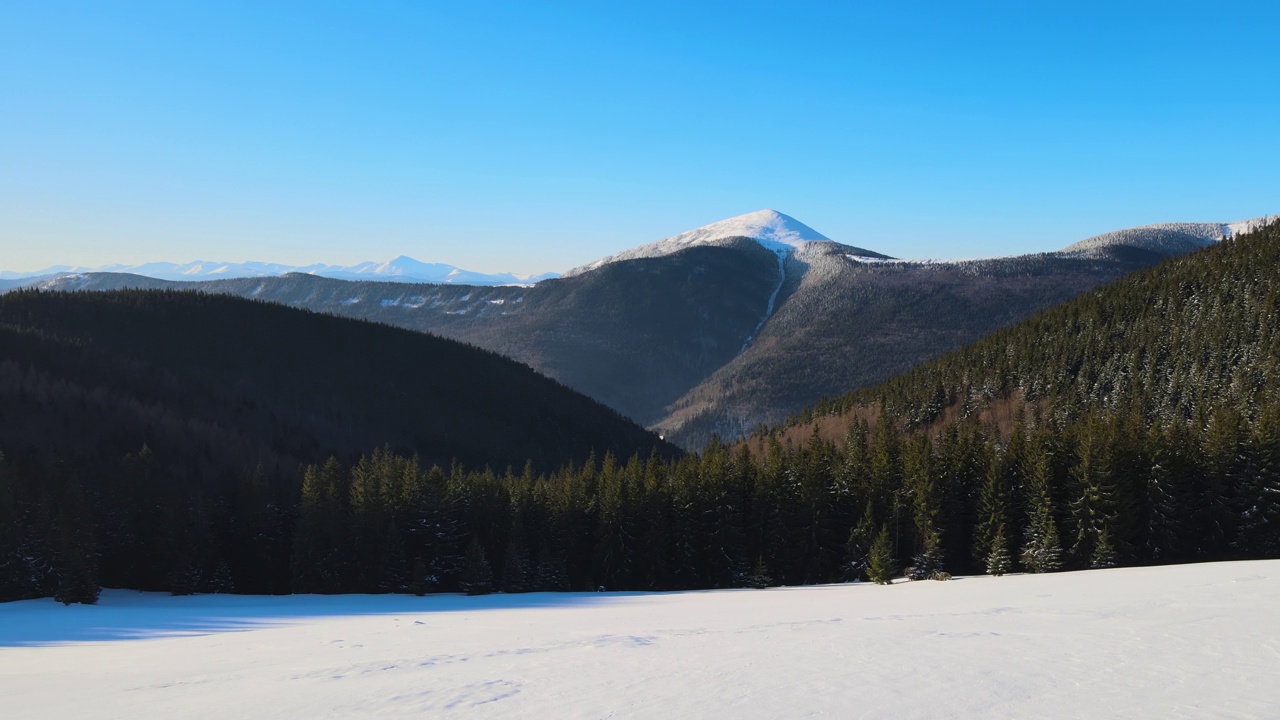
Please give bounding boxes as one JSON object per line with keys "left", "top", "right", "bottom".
{"left": 0, "top": 589, "right": 653, "bottom": 647}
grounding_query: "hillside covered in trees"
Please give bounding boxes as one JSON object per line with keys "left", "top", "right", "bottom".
{"left": 281, "top": 219, "right": 1279, "bottom": 598}
{"left": 0, "top": 290, "right": 677, "bottom": 603}
{"left": 0, "top": 290, "right": 673, "bottom": 474}
{"left": 799, "top": 220, "right": 1280, "bottom": 430}
{"left": 5, "top": 222, "right": 1280, "bottom": 605}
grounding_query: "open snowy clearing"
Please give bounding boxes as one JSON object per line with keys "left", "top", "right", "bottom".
{"left": 1, "top": 561, "right": 1277, "bottom": 719}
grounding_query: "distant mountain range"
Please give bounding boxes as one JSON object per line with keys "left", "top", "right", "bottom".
{"left": 12, "top": 209, "right": 1275, "bottom": 450}
{"left": 0, "top": 256, "right": 558, "bottom": 286}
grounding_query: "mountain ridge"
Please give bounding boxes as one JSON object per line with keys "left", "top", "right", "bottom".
{"left": 1058, "top": 215, "right": 1278, "bottom": 258}
{"left": 10, "top": 210, "right": 1278, "bottom": 451}
{"left": 0, "top": 256, "right": 558, "bottom": 286}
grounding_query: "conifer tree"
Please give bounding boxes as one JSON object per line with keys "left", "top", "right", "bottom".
{"left": 406, "top": 466, "right": 468, "bottom": 592}
{"left": 747, "top": 555, "right": 773, "bottom": 589}
{"left": 292, "top": 457, "right": 349, "bottom": 593}
{"left": 410, "top": 556, "right": 430, "bottom": 596}
{"left": 592, "top": 451, "right": 631, "bottom": 590}
{"left": 378, "top": 524, "right": 410, "bottom": 594}
{"left": 1091, "top": 527, "right": 1118, "bottom": 569}
{"left": 909, "top": 531, "right": 945, "bottom": 580}
{"left": 53, "top": 513, "right": 100, "bottom": 606}
{"left": 1239, "top": 405, "right": 1280, "bottom": 554}
{"left": 903, "top": 435, "right": 945, "bottom": 580}
{"left": 535, "top": 540, "right": 570, "bottom": 592}
{"left": 0, "top": 465, "right": 23, "bottom": 602}
{"left": 502, "top": 515, "right": 531, "bottom": 593}
{"left": 1198, "top": 407, "right": 1249, "bottom": 557}
{"left": 1069, "top": 418, "right": 1119, "bottom": 565}
{"left": 1020, "top": 435, "right": 1063, "bottom": 573}
{"left": 208, "top": 560, "right": 235, "bottom": 594}
{"left": 867, "top": 526, "right": 897, "bottom": 585}
{"left": 845, "top": 500, "right": 877, "bottom": 581}
{"left": 54, "top": 547, "right": 99, "bottom": 606}
{"left": 1145, "top": 422, "right": 1182, "bottom": 562}
{"left": 459, "top": 536, "right": 494, "bottom": 596}
{"left": 986, "top": 525, "right": 1013, "bottom": 577}
{"left": 168, "top": 553, "right": 202, "bottom": 596}
{"left": 16, "top": 502, "right": 58, "bottom": 600}
{"left": 975, "top": 440, "right": 1014, "bottom": 568}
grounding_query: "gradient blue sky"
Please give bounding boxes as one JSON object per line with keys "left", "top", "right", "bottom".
{"left": 3, "top": 1, "right": 1278, "bottom": 274}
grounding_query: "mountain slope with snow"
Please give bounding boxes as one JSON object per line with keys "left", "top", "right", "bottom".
{"left": 563, "top": 209, "right": 889, "bottom": 276}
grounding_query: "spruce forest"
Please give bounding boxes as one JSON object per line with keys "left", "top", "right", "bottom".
{"left": 3, "top": 223, "right": 1280, "bottom": 604}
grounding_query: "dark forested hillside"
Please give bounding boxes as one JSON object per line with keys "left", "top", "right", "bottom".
{"left": 802, "top": 220, "right": 1280, "bottom": 431}
{"left": 30, "top": 239, "right": 785, "bottom": 434}
{"left": 0, "top": 290, "right": 679, "bottom": 603}
{"left": 0, "top": 290, "right": 674, "bottom": 475}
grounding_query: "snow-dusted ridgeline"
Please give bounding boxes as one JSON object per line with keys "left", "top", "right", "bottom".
{"left": 1, "top": 561, "right": 1275, "bottom": 719}
{"left": 0, "top": 256, "right": 557, "bottom": 287}
{"left": 1058, "top": 215, "right": 1279, "bottom": 258}
{"left": 7, "top": 212, "right": 1276, "bottom": 287}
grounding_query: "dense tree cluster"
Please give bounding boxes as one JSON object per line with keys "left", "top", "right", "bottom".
{"left": 4, "top": 402, "right": 1278, "bottom": 604}
{"left": 801, "top": 222, "right": 1280, "bottom": 432}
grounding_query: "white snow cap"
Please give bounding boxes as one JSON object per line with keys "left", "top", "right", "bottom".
{"left": 565, "top": 209, "right": 831, "bottom": 276}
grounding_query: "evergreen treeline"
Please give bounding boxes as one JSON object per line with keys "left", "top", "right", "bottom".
{"left": 6, "top": 403, "right": 1278, "bottom": 604}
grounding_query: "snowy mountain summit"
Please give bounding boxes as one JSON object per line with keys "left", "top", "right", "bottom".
{"left": 565, "top": 209, "right": 854, "bottom": 276}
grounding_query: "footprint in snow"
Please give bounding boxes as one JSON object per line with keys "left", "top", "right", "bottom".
{"left": 442, "top": 679, "right": 521, "bottom": 709}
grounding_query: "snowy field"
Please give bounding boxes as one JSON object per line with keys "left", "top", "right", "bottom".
{"left": 1, "top": 561, "right": 1277, "bottom": 720}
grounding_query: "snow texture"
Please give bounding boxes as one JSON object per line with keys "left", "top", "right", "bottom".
{"left": 564, "top": 209, "right": 832, "bottom": 276}
{"left": 1, "top": 560, "right": 1276, "bottom": 719}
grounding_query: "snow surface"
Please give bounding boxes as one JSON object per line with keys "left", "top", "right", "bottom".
{"left": 2, "top": 561, "right": 1277, "bottom": 719}
{"left": 564, "top": 209, "right": 833, "bottom": 277}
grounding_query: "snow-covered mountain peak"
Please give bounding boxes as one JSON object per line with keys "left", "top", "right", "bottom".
{"left": 670, "top": 209, "right": 831, "bottom": 251}
{"left": 564, "top": 209, "right": 837, "bottom": 276}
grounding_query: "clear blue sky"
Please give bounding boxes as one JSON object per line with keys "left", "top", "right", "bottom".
{"left": 3, "top": 1, "right": 1278, "bottom": 274}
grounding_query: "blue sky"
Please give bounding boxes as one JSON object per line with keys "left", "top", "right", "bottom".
{"left": 3, "top": 1, "right": 1278, "bottom": 274}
